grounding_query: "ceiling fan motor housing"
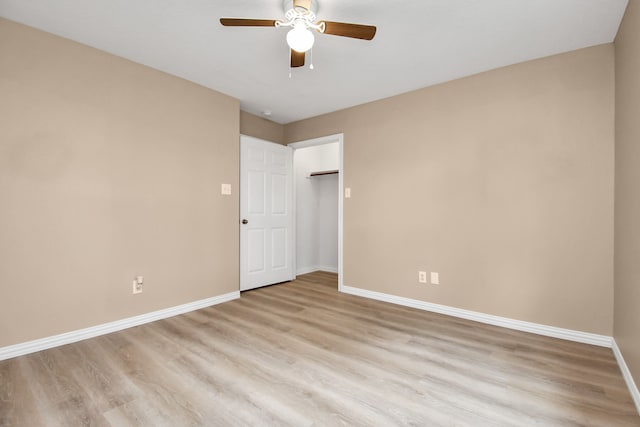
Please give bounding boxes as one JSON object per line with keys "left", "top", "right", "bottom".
{"left": 284, "top": 0, "right": 318, "bottom": 18}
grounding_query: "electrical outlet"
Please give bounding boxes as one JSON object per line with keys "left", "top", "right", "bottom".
{"left": 430, "top": 272, "right": 439, "bottom": 285}
{"left": 418, "top": 271, "right": 427, "bottom": 283}
{"left": 132, "top": 276, "right": 143, "bottom": 294}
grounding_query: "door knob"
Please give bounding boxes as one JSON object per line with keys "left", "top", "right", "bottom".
{"left": 241, "top": 219, "right": 248, "bottom": 224}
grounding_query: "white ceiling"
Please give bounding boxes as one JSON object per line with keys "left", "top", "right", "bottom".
{"left": 0, "top": 0, "right": 628, "bottom": 124}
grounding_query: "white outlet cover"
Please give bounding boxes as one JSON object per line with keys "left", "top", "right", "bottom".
{"left": 132, "top": 280, "right": 142, "bottom": 294}
{"left": 418, "top": 271, "right": 427, "bottom": 283}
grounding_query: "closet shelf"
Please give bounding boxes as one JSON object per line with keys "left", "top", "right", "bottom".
{"left": 309, "top": 169, "right": 339, "bottom": 177}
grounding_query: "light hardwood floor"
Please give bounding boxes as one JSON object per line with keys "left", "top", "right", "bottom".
{"left": 1, "top": 271, "right": 638, "bottom": 426}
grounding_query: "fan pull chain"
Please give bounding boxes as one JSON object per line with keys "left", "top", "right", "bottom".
{"left": 309, "top": 48, "right": 314, "bottom": 70}
{"left": 288, "top": 48, "right": 292, "bottom": 79}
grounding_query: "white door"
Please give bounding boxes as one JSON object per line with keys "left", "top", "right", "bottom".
{"left": 240, "top": 136, "right": 294, "bottom": 291}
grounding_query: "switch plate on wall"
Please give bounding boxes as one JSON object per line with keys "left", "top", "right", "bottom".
{"left": 344, "top": 187, "right": 351, "bottom": 198}
{"left": 221, "top": 184, "right": 232, "bottom": 195}
{"left": 430, "top": 272, "right": 439, "bottom": 285}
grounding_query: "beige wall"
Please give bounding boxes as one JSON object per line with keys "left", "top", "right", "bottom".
{"left": 0, "top": 18, "right": 240, "bottom": 347}
{"left": 240, "top": 111, "right": 285, "bottom": 144}
{"left": 615, "top": 0, "right": 640, "bottom": 394}
{"left": 286, "top": 45, "right": 615, "bottom": 335}
{"left": 0, "top": 16, "right": 621, "bottom": 350}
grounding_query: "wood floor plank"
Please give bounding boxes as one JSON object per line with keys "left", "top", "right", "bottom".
{"left": 0, "top": 272, "right": 637, "bottom": 426}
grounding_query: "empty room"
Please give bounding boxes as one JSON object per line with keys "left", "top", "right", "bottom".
{"left": 1, "top": 0, "right": 639, "bottom": 425}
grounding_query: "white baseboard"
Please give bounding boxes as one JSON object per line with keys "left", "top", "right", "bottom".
{"left": 341, "top": 285, "right": 612, "bottom": 348}
{"left": 296, "top": 265, "right": 338, "bottom": 275}
{"left": 0, "top": 291, "right": 240, "bottom": 361}
{"left": 612, "top": 339, "right": 640, "bottom": 415}
{"left": 296, "top": 266, "right": 319, "bottom": 275}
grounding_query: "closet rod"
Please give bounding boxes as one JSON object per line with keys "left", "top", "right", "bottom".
{"left": 309, "top": 169, "right": 339, "bottom": 177}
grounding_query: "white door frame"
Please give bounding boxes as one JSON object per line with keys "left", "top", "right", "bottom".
{"left": 288, "top": 133, "right": 344, "bottom": 291}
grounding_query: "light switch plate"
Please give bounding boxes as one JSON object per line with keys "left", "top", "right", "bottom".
{"left": 430, "top": 272, "right": 439, "bottom": 285}
{"left": 345, "top": 187, "right": 351, "bottom": 198}
{"left": 221, "top": 184, "right": 232, "bottom": 195}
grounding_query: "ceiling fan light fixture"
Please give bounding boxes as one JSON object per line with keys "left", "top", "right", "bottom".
{"left": 220, "top": 0, "right": 377, "bottom": 69}
{"left": 286, "top": 22, "right": 314, "bottom": 53}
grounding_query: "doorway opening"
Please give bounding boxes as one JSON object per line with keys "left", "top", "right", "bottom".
{"left": 289, "top": 134, "right": 344, "bottom": 290}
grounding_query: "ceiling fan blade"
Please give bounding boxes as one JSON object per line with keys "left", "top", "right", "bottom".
{"left": 319, "top": 21, "right": 377, "bottom": 40}
{"left": 291, "top": 50, "right": 305, "bottom": 68}
{"left": 220, "top": 18, "right": 277, "bottom": 27}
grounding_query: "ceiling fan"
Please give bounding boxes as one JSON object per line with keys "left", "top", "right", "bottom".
{"left": 220, "top": 0, "right": 377, "bottom": 69}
